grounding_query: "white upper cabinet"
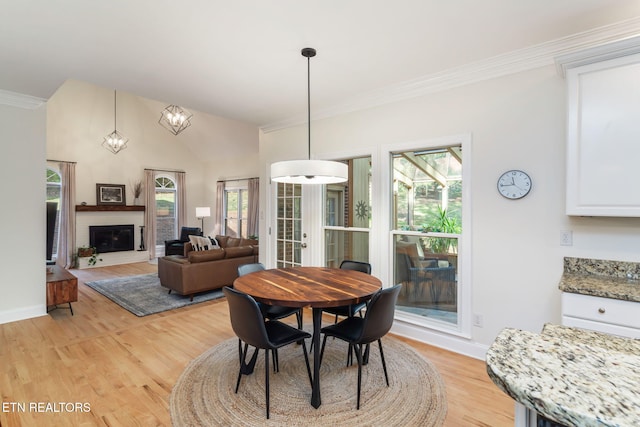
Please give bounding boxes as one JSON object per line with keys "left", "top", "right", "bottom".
{"left": 559, "top": 38, "right": 640, "bottom": 216}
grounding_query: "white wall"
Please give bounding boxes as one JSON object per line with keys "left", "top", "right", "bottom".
{"left": 260, "top": 64, "right": 640, "bottom": 353}
{"left": 0, "top": 102, "right": 47, "bottom": 323}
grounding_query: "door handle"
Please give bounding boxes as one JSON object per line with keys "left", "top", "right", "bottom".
{"left": 301, "top": 243, "right": 307, "bottom": 249}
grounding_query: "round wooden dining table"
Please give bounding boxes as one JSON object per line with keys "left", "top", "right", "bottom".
{"left": 233, "top": 266, "right": 382, "bottom": 408}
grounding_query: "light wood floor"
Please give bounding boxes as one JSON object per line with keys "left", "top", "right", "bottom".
{"left": 1, "top": 263, "right": 514, "bottom": 426}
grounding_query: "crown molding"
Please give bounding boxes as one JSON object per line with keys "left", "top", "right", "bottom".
{"left": 555, "top": 34, "right": 640, "bottom": 76}
{"left": 261, "top": 16, "right": 640, "bottom": 134}
{"left": 0, "top": 89, "right": 47, "bottom": 109}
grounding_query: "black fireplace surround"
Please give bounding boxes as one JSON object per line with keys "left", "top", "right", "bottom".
{"left": 89, "top": 224, "right": 135, "bottom": 253}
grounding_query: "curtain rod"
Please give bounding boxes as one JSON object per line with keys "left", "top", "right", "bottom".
{"left": 144, "top": 168, "right": 185, "bottom": 173}
{"left": 47, "top": 159, "right": 77, "bottom": 164}
{"left": 217, "top": 177, "right": 258, "bottom": 183}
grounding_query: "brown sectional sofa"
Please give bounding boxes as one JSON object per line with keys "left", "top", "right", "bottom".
{"left": 158, "top": 235, "right": 258, "bottom": 300}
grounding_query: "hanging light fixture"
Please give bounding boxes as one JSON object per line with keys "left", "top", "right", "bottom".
{"left": 159, "top": 104, "right": 192, "bottom": 135}
{"left": 102, "top": 90, "right": 128, "bottom": 154}
{"left": 270, "top": 48, "right": 348, "bottom": 185}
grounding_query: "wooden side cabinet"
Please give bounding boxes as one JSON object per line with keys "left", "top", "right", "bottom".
{"left": 46, "top": 265, "right": 78, "bottom": 315}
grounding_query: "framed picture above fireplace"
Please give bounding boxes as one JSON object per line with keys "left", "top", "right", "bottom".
{"left": 96, "top": 183, "right": 126, "bottom": 206}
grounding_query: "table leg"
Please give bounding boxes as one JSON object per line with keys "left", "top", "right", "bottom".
{"left": 311, "top": 307, "right": 322, "bottom": 408}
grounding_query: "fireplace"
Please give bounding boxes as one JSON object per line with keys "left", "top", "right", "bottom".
{"left": 89, "top": 224, "right": 135, "bottom": 253}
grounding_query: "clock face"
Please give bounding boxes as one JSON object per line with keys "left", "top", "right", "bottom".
{"left": 497, "top": 170, "right": 531, "bottom": 199}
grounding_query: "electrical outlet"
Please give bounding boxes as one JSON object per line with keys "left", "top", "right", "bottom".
{"left": 473, "top": 314, "right": 483, "bottom": 327}
{"left": 560, "top": 230, "right": 573, "bottom": 246}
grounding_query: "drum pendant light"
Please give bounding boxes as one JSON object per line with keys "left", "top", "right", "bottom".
{"left": 270, "top": 48, "right": 348, "bottom": 184}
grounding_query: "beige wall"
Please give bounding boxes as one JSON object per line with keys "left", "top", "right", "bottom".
{"left": 260, "top": 64, "right": 640, "bottom": 352}
{"left": 46, "top": 79, "right": 259, "bottom": 239}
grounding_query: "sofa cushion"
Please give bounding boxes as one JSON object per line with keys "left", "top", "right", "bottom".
{"left": 240, "top": 238, "right": 258, "bottom": 246}
{"left": 224, "top": 246, "right": 253, "bottom": 258}
{"left": 215, "top": 235, "right": 229, "bottom": 248}
{"left": 188, "top": 248, "right": 226, "bottom": 263}
{"left": 226, "top": 237, "right": 242, "bottom": 247}
{"left": 162, "top": 255, "right": 190, "bottom": 264}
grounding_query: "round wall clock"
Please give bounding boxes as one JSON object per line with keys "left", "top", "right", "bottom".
{"left": 497, "top": 170, "right": 532, "bottom": 199}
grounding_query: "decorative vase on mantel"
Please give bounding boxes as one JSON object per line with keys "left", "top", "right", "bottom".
{"left": 134, "top": 197, "right": 141, "bottom": 206}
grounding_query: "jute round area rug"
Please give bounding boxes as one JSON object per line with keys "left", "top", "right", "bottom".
{"left": 170, "top": 336, "right": 447, "bottom": 426}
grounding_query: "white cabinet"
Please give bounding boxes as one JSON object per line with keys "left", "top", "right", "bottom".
{"left": 561, "top": 292, "right": 640, "bottom": 338}
{"left": 565, "top": 52, "right": 640, "bottom": 216}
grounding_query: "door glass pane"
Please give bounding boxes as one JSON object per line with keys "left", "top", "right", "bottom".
{"left": 392, "top": 146, "right": 462, "bottom": 327}
{"left": 155, "top": 177, "right": 177, "bottom": 245}
{"left": 276, "top": 183, "right": 302, "bottom": 268}
{"left": 325, "top": 229, "right": 369, "bottom": 268}
{"left": 156, "top": 191, "right": 176, "bottom": 245}
{"left": 240, "top": 190, "right": 249, "bottom": 238}
{"left": 323, "top": 157, "right": 371, "bottom": 268}
{"left": 46, "top": 168, "right": 61, "bottom": 258}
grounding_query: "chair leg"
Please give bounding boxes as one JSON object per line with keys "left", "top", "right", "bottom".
{"left": 236, "top": 340, "right": 250, "bottom": 393}
{"left": 319, "top": 335, "right": 329, "bottom": 367}
{"left": 296, "top": 310, "right": 303, "bottom": 329}
{"left": 296, "top": 310, "right": 304, "bottom": 345}
{"left": 363, "top": 343, "right": 371, "bottom": 365}
{"left": 378, "top": 339, "right": 389, "bottom": 386}
{"left": 301, "top": 341, "right": 313, "bottom": 387}
{"left": 354, "top": 343, "right": 363, "bottom": 410}
{"left": 265, "top": 348, "right": 270, "bottom": 419}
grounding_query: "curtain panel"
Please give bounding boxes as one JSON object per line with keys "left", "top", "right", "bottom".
{"left": 247, "top": 178, "right": 259, "bottom": 237}
{"left": 57, "top": 162, "right": 76, "bottom": 269}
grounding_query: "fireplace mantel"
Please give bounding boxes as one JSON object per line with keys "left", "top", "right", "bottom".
{"left": 76, "top": 205, "right": 144, "bottom": 212}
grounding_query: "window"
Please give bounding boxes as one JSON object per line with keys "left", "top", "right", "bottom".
{"left": 46, "top": 168, "right": 61, "bottom": 258}
{"left": 224, "top": 188, "right": 248, "bottom": 238}
{"left": 324, "top": 157, "right": 371, "bottom": 268}
{"left": 392, "top": 146, "right": 462, "bottom": 327}
{"left": 155, "top": 176, "right": 176, "bottom": 245}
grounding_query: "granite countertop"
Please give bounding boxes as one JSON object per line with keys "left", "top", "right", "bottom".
{"left": 559, "top": 257, "right": 640, "bottom": 302}
{"left": 486, "top": 324, "right": 640, "bottom": 427}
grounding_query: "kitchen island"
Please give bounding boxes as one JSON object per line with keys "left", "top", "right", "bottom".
{"left": 486, "top": 324, "right": 640, "bottom": 426}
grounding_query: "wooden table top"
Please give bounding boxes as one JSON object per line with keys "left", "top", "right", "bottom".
{"left": 46, "top": 265, "right": 77, "bottom": 283}
{"left": 233, "top": 266, "right": 382, "bottom": 309}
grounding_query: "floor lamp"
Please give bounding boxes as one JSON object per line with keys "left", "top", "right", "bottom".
{"left": 196, "top": 207, "right": 211, "bottom": 233}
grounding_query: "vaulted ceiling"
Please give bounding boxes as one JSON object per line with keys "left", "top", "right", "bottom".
{"left": 2, "top": 1, "right": 639, "bottom": 130}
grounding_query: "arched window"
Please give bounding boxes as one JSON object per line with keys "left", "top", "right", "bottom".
{"left": 46, "top": 168, "right": 61, "bottom": 258}
{"left": 155, "top": 176, "right": 177, "bottom": 245}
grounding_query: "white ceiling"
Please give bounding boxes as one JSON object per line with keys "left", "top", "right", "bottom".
{"left": 2, "top": 1, "right": 640, "bottom": 129}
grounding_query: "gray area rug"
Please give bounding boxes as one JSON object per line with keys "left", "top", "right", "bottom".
{"left": 170, "top": 335, "right": 448, "bottom": 426}
{"left": 85, "top": 274, "right": 224, "bottom": 316}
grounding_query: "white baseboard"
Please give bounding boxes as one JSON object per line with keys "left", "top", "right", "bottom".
{"left": 391, "top": 321, "right": 489, "bottom": 360}
{"left": 0, "top": 305, "right": 47, "bottom": 325}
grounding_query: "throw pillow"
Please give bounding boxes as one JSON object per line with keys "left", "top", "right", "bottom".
{"left": 209, "top": 236, "right": 220, "bottom": 249}
{"left": 196, "top": 236, "right": 212, "bottom": 251}
{"left": 188, "top": 235, "right": 202, "bottom": 251}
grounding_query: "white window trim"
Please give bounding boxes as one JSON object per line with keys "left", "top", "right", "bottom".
{"left": 381, "top": 133, "right": 472, "bottom": 340}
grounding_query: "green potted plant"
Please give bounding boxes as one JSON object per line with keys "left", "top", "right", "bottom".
{"left": 77, "top": 246, "right": 102, "bottom": 266}
{"left": 422, "top": 206, "right": 461, "bottom": 254}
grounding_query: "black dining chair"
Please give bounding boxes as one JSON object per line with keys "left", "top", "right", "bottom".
{"left": 323, "top": 260, "right": 372, "bottom": 323}
{"left": 319, "top": 284, "right": 402, "bottom": 410}
{"left": 237, "top": 263, "right": 303, "bottom": 331}
{"left": 223, "top": 286, "right": 312, "bottom": 419}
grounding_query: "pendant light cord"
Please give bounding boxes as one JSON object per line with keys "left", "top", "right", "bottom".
{"left": 114, "top": 90, "right": 117, "bottom": 130}
{"left": 307, "top": 53, "right": 311, "bottom": 160}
